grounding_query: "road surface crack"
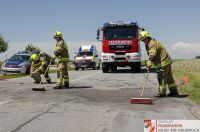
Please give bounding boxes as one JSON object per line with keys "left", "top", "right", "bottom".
{"left": 11, "top": 104, "right": 57, "bottom": 132}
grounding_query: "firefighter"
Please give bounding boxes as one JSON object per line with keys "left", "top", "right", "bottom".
{"left": 30, "top": 49, "right": 52, "bottom": 84}
{"left": 140, "top": 31, "right": 179, "bottom": 97}
{"left": 52, "top": 31, "right": 69, "bottom": 89}
{"left": 30, "top": 54, "right": 42, "bottom": 83}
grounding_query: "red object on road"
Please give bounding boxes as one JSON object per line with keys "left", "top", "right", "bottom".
{"left": 130, "top": 98, "right": 153, "bottom": 104}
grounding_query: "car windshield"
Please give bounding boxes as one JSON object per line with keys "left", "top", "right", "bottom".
{"left": 104, "top": 26, "right": 137, "bottom": 40}
{"left": 77, "top": 51, "right": 93, "bottom": 57}
{"left": 9, "top": 55, "right": 30, "bottom": 61}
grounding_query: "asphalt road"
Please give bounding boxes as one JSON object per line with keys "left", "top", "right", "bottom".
{"left": 0, "top": 68, "right": 199, "bottom": 132}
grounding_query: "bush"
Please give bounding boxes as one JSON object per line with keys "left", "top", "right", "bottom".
{"left": 0, "top": 35, "right": 8, "bottom": 54}
{"left": 24, "top": 43, "right": 38, "bottom": 53}
{"left": 195, "top": 56, "right": 200, "bottom": 59}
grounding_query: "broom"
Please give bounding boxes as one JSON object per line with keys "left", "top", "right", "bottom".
{"left": 130, "top": 69, "right": 153, "bottom": 104}
{"left": 32, "top": 61, "right": 52, "bottom": 91}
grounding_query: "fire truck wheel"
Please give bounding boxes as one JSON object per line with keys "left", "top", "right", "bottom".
{"left": 111, "top": 66, "right": 117, "bottom": 72}
{"left": 102, "top": 63, "right": 109, "bottom": 73}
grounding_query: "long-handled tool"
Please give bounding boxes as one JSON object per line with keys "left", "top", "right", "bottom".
{"left": 130, "top": 69, "right": 153, "bottom": 104}
{"left": 32, "top": 61, "right": 51, "bottom": 91}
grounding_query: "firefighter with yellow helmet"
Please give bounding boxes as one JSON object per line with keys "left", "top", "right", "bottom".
{"left": 30, "top": 48, "right": 52, "bottom": 84}
{"left": 30, "top": 54, "right": 41, "bottom": 83}
{"left": 140, "top": 31, "right": 179, "bottom": 97}
{"left": 52, "top": 31, "right": 69, "bottom": 89}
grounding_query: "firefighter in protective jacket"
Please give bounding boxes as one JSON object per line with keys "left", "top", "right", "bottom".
{"left": 52, "top": 31, "right": 69, "bottom": 89}
{"left": 140, "top": 31, "right": 179, "bottom": 97}
{"left": 30, "top": 49, "right": 51, "bottom": 84}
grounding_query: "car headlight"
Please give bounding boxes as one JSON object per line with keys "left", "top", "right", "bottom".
{"left": 2, "top": 63, "right": 6, "bottom": 67}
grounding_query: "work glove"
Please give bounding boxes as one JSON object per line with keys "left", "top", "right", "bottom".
{"left": 146, "top": 60, "right": 152, "bottom": 69}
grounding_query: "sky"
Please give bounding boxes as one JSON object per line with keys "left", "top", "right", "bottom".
{"left": 0, "top": 0, "right": 200, "bottom": 60}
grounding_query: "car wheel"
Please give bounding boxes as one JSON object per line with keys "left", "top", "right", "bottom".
{"left": 25, "top": 67, "right": 31, "bottom": 75}
{"left": 97, "top": 64, "right": 100, "bottom": 70}
{"left": 75, "top": 67, "right": 79, "bottom": 71}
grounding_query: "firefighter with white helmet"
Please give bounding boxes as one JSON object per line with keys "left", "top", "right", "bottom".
{"left": 140, "top": 31, "right": 179, "bottom": 97}
{"left": 52, "top": 31, "right": 69, "bottom": 89}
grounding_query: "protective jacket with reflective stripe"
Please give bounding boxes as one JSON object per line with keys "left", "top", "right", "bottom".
{"left": 146, "top": 39, "right": 172, "bottom": 68}
{"left": 54, "top": 39, "right": 69, "bottom": 62}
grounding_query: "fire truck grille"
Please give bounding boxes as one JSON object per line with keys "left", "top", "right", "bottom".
{"left": 109, "top": 45, "right": 132, "bottom": 50}
{"left": 114, "top": 58, "right": 126, "bottom": 60}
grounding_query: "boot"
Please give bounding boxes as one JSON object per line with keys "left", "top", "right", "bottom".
{"left": 34, "top": 81, "right": 40, "bottom": 84}
{"left": 46, "top": 80, "right": 51, "bottom": 84}
{"left": 154, "top": 93, "right": 166, "bottom": 98}
{"left": 53, "top": 86, "right": 63, "bottom": 89}
{"left": 63, "top": 83, "right": 70, "bottom": 89}
{"left": 167, "top": 89, "right": 179, "bottom": 97}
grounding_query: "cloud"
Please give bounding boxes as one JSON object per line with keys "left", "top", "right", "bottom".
{"left": 169, "top": 42, "right": 200, "bottom": 59}
{"left": 172, "top": 42, "right": 200, "bottom": 54}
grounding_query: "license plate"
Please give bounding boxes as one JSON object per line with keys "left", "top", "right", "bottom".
{"left": 116, "top": 55, "right": 125, "bottom": 58}
{"left": 81, "top": 65, "right": 87, "bottom": 67}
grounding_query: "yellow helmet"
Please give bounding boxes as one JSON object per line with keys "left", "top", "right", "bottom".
{"left": 30, "top": 54, "right": 39, "bottom": 61}
{"left": 140, "top": 31, "right": 151, "bottom": 41}
{"left": 54, "top": 31, "right": 62, "bottom": 38}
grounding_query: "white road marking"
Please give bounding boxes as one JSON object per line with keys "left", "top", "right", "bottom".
{"left": 0, "top": 99, "right": 14, "bottom": 106}
{"left": 70, "top": 71, "right": 101, "bottom": 82}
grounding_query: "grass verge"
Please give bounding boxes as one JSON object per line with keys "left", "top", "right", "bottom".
{"left": 173, "top": 70, "right": 200, "bottom": 105}
{"left": 0, "top": 74, "right": 27, "bottom": 79}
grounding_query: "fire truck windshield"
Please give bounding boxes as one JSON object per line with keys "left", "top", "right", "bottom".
{"left": 104, "top": 26, "right": 137, "bottom": 40}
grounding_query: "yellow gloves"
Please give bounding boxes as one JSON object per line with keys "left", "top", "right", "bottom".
{"left": 146, "top": 60, "right": 152, "bottom": 68}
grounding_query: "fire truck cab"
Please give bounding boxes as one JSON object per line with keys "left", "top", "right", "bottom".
{"left": 97, "top": 21, "right": 142, "bottom": 73}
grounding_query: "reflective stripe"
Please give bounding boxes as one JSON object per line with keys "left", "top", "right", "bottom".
{"left": 152, "top": 59, "right": 173, "bottom": 68}
{"left": 161, "top": 59, "right": 173, "bottom": 67}
{"left": 159, "top": 85, "right": 167, "bottom": 90}
{"left": 59, "top": 58, "right": 69, "bottom": 62}
{"left": 149, "top": 49, "right": 156, "bottom": 54}
{"left": 168, "top": 83, "right": 177, "bottom": 88}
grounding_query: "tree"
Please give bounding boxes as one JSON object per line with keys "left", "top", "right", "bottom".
{"left": 195, "top": 56, "right": 200, "bottom": 59}
{"left": 24, "top": 43, "right": 38, "bottom": 52}
{"left": 0, "top": 35, "right": 8, "bottom": 54}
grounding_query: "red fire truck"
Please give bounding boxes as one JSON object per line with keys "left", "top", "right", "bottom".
{"left": 97, "top": 21, "right": 142, "bottom": 73}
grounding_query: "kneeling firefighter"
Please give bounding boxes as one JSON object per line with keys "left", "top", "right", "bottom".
{"left": 30, "top": 49, "right": 51, "bottom": 84}
{"left": 140, "top": 31, "right": 179, "bottom": 97}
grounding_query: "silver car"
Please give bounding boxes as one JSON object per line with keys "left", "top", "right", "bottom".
{"left": 1, "top": 52, "right": 32, "bottom": 74}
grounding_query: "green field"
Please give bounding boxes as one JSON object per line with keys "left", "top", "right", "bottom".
{"left": 172, "top": 59, "right": 200, "bottom": 105}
